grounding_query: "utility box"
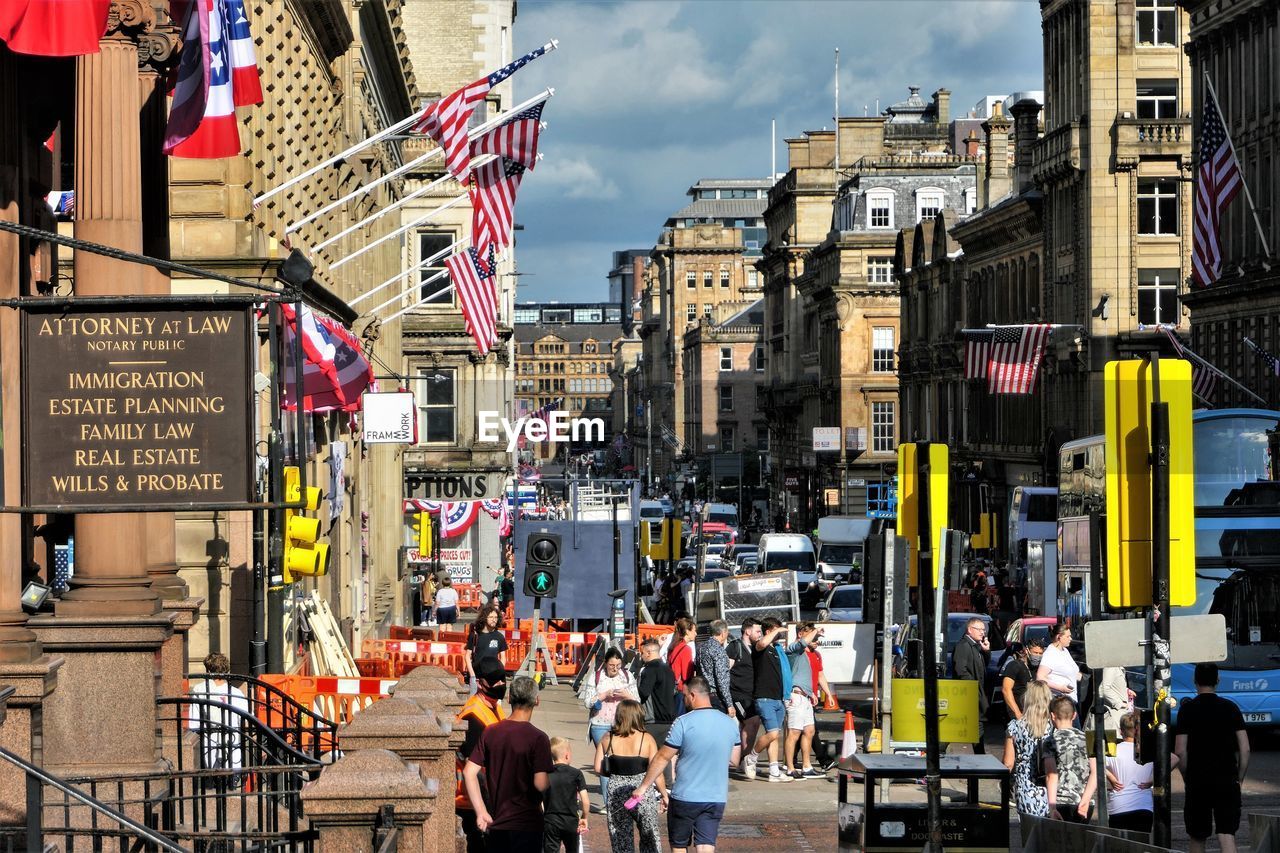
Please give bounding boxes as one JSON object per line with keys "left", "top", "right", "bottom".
{"left": 837, "top": 754, "right": 1010, "bottom": 852}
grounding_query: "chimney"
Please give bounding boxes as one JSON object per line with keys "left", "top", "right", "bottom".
{"left": 965, "top": 130, "right": 980, "bottom": 159}
{"left": 981, "top": 102, "right": 1012, "bottom": 208}
{"left": 932, "top": 88, "right": 951, "bottom": 126}
{"left": 1009, "top": 98, "right": 1041, "bottom": 194}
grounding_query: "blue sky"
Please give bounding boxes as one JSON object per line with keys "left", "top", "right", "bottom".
{"left": 511, "top": 0, "right": 1044, "bottom": 303}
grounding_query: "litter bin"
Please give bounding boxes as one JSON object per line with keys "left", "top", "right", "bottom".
{"left": 837, "top": 753, "right": 1010, "bottom": 852}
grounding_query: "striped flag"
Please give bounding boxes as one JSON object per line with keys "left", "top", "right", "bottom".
{"left": 987, "top": 324, "right": 1051, "bottom": 395}
{"left": 1161, "top": 326, "right": 1218, "bottom": 401}
{"left": 165, "top": 0, "right": 263, "bottom": 159}
{"left": 1245, "top": 337, "right": 1280, "bottom": 377}
{"left": 412, "top": 43, "right": 551, "bottom": 182}
{"left": 280, "top": 304, "right": 374, "bottom": 413}
{"left": 470, "top": 157, "right": 526, "bottom": 257}
{"left": 963, "top": 330, "right": 993, "bottom": 381}
{"left": 1191, "top": 87, "right": 1243, "bottom": 287}
{"left": 445, "top": 246, "right": 499, "bottom": 355}
{"left": 470, "top": 101, "right": 545, "bottom": 170}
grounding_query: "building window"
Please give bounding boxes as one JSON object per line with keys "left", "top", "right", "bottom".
{"left": 964, "top": 187, "right": 978, "bottom": 215}
{"left": 686, "top": 304, "right": 697, "bottom": 323}
{"left": 418, "top": 231, "right": 456, "bottom": 305}
{"left": 574, "top": 308, "right": 603, "bottom": 323}
{"left": 867, "top": 257, "right": 894, "bottom": 284}
{"left": 1138, "top": 268, "right": 1179, "bottom": 326}
{"left": 867, "top": 191, "right": 894, "bottom": 229}
{"left": 872, "top": 327, "right": 896, "bottom": 373}
{"left": 719, "top": 426, "right": 735, "bottom": 452}
{"left": 719, "top": 346, "right": 733, "bottom": 371}
{"left": 419, "top": 368, "right": 456, "bottom": 444}
{"left": 754, "top": 345, "right": 765, "bottom": 372}
{"left": 916, "top": 188, "right": 944, "bottom": 223}
{"left": 720, "top": 267, "right": 730, "bottom": 288}
{"left": 703, "top": 270, "right": 714, "bottom": 288}
{"left": 719, "top": 386, "right": 733, "bottom": 411}
{"left": 747, "top": 269, "right": 759, "bottom": 289}
{"left": 514, "top": 307, "right": 538, "bottom": 323}
{"left": 584, "top": 342, "right": 597, "bottom": 354}
{"left": 686, "top": 270, "right": 696, "bottom": 289}
{"left": 871, "top": 401, "right": 895, "bottom": 452}
{"left": 1136, "top": 0, "right": 1176, "bottom": 45}
{"left": 756, "top": 425, "right": 770, "bottom": 451}
{"left": 1138, "top": 178, "right": 1179, "bottom": 235}
{"left": 1137, "top": 79, "right": 1178, "bottom": 119}
{"left": 703, "top": 303, "right": 713, "bottom": 318}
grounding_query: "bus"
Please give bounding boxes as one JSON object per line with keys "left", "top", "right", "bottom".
{"left": 1058, "top": 408, "right": 1280, "bottom": 725}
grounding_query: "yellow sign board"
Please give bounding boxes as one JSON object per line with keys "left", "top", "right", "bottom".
{"left": 1103, "top": 359, "right": 1196, "bottom": 608}
{"left": 640, "top": 519, "right": 684, "bottom": 561}
{"left": 891, "top": 678, "right": 979, "bottom": 743}
{"left": 896, "top": 442, "right": 949, "bottom": 586}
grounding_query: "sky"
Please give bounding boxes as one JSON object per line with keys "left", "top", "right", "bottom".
{"left": 509, "top": 0, "right": 1044, "bottom": 304}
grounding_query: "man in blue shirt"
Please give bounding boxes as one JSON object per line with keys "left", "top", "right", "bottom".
{"left": 630, "top": 676, "right": 740, "bottom": 853}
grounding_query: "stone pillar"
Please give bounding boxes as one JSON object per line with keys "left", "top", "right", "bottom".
{"left": 1010, "top": 98, "right": 1042, "bottom": 195}
{"left": 982, "top": 104, "right": 1012, "bottom": 209}
{"left": 340, "top": 697, "right": 454, "bottom": 853}
{"left": 302, "top": 749, "right": 435, "bottom": 853}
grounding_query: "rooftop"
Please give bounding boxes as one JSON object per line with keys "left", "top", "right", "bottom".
{"left": 667, "top": 197, "right": 767, "bottom": 222}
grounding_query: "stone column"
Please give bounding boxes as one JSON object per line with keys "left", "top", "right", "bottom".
{"left": 340, "top": 697, "right": 454, "bottom": 853}
{"left": 301, "top": 749, "right": 435, "bottom": 852}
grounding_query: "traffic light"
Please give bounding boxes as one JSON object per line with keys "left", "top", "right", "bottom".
{"left": 895, "top": 442, "right": 949, "bottom": 586}
{"left": 864, "top": 533, "right": 909, "bottom": 627}
{"left": 524, "top": 532, "right": 562, "bottom": 598}
{"left": 1103, "top": 359, "right": 1196, "bottom": 607}
{"left": 409, "top": 511, "right": 432, "bottom": 558}
{"left": 283, "top": 466, "right": 329, "bottom": 583}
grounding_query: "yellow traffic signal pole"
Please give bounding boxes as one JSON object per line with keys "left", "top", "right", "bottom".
{"left": 1148, "top": 353, "right": 1173, "bottom": 848}
{"left": 916, "top": 443, "right": 944, "bottom": 853}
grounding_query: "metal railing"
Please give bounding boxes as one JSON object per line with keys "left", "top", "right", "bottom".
{"left": 0, "top": 744, "right": 186, "bottom": 853}
{"left": 183, "top": 672, "right": 340, "bottom": 759}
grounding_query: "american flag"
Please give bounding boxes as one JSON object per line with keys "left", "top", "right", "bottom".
{"left": 445, "top": 246, "right": 499, "bottom": 355}
{"left": 1245, "top": 337, "right": 1280, "bottom": 377}
{"left": 412, "top": 43, "right": 551, "bottom": 182}
{"left": 1191, "top": 88, "right": 1243, "bottom": 287}
{"left": 1161, "top": 326, "right": 1218, "bottom": 401}
{"left": 963, "top": 330, "right": 993, "bottom": 381}
{"left": 470, "top": 157, "right": 526, "bottom": 256}
{"left": 280, "top": 304, "right": 374, "bottom": 413}
{"left": 987, "top": 324, "right": 1051, "bottom": 395}
{"left": 45, "top": 190, "right": 74, "bottom": 219}
{"left": 470, "top": 100, "right": 545, "bottom": 170}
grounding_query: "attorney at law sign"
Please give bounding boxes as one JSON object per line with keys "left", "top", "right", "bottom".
{"left": 362, "top": 391, "right": 417, "bottom": 444}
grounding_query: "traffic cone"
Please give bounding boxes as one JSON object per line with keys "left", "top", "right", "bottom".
{"left": 822, "top": 689, "right": 840, "bottom": 712}
{"left": 841, "top": 711, "right": 858, "bottom": 759}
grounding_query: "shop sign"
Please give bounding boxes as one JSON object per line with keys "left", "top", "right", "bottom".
{"left": 812, "top": 426, "right": 840, "bottom": 451}
{"left": 23, "top": 305, "right": 253, "bottom": 509}
{"left": 406, "top": 472, "right": 499, "bottom": 499}
{"left": 362, "top": 391, "right": 416, "bottom": 444}
{"left": 408, "top": 546, "right": 474, "bottom": 582}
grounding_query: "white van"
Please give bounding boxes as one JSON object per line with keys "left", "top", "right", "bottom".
{"left": 638, "top": 500, "right": 666, "bottom": 525}
{"left": 758, "top": 533, "right": 829, "bottom": 607}
{"left": 816, "top": 516, "right": 872, "bottom": 582}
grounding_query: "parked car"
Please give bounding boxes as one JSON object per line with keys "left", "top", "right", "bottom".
{"left": 699, "top": 567, "right": 730, "bottom": 583}
{"left": 735, "top": 554, "right": 758, "bottom": 574}
{"left": 818, "top": 584, "right": 864, "bottom": 623}
{"left": 726, "top": 543, "right": 758, "bottom": 570}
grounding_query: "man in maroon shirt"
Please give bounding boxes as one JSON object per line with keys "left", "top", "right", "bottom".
{"left": 463, "top": 675, "right": 554, "bottom": 852}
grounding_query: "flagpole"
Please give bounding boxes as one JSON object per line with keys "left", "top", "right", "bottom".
{"left": 366, "top": 267, "right": 448, "bottom": 316}
{"left": 1203, "top": 72, "right": 1272, "bottom": 258}
{"left": 1142, "top": 323, "right": 1267, "bottom": 405}
{"left": 383, "top": 284, "right": 458, "bottom": 323}
{"left": 351, "top": 236, "right": 467, "bottom": 308}
{"left": 329, "top": 194, "right": 467, "bottom": 270}
{"left": 287, "top": 89, "right": 553, "bottom": 236}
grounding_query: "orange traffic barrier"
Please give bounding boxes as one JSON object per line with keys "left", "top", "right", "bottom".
{"left": 360, "top": 638, "right": 468, "bottom": 679}
{"left": 455, "top": 583, "right": 484, "bottom": 610}
{"left": 355, "top": 657, "right": 392, "bottom": 678}
{"left": 637, "top": 624, "right": 674, "bottom": 645}
{"left": 260, "top": 674, "right": 398, "bottom": 724}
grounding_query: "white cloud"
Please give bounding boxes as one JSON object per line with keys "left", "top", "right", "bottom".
{"left": 529, "top": 156, "right": 622, "bottom": 199}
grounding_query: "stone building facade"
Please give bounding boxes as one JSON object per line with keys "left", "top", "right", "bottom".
{"left": 396, "top": 1, "right": 517, "bottom": 595}
{"left": 1179, "top": 0, "right": 1280, "bottom": 408}
{"left": 638, "top": 178, "right": 769, "bottom": 487}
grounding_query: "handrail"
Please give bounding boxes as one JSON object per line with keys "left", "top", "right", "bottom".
{"left": 183, "top": 671, "right": 340, "bottom": 757}
{"left": 185, "top": 671, "right": 340, "bottom": 729}
{"left": 0, "top": 745, "right": 189, "bottom": 853}
{"left": 157, "top": 697, "right": 326, "bottom": 772}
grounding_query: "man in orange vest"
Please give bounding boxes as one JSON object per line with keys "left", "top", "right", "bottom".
{"left": 457, "top": 657, "right": 507, "bottom": 852}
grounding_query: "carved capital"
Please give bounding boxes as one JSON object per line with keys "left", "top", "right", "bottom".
{"left": 137, "top": 2, "right": 181, "bottom": 72}
{"left": 106, "top": 0, "right": 156, "bottom": 40}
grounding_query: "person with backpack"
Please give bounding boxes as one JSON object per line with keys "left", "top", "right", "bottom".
{"left": 727, "top": 618, "right": 762, "bottom": 765}
{"left": 581, "top": 648, "right": 638, "bottom": 809}
{"left": 694, "top": 620, "right": 734, "bottom": 715}
{"left": 1002, "top": 680, "right": 1053, "bottom": 819}
{"left": 667, "top": 618, "right": 697, "bottom": 715}
{"left": 637, "top": 638, "right": 677, "bottom": 748}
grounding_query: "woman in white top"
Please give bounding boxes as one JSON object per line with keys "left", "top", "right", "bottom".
{"left": 1036, "top": 622, "right": 1081, "bottom": 704}
{"left": 433, "top": 576, "right": 460, "bottom": 629}
{"left": 1105, "top": 712, "right": 1163, "bottom": 834}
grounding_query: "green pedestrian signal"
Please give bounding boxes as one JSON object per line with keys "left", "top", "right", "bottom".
{"left": 524, "top": 532, "right": 561, "bottom": 599}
